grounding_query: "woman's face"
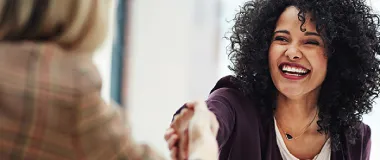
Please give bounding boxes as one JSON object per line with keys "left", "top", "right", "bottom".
{"left": 269, "top": 6, "right": 327, "bottom": 99}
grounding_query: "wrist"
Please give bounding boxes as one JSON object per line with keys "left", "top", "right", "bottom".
{"left": 188, "top": 132, "right": 218, "bottom": 160}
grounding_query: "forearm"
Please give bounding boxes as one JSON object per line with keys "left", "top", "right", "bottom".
{"left": 188, "top": 131, "right": 219, "bottom": 160}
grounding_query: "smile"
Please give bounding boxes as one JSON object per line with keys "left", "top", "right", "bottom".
{"left": 278, "top": 63, "right": 311, "bottom": 80}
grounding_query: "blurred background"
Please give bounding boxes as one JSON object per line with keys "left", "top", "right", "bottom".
{"left": 95, "top": 0, "right": 380, "bottom": 159}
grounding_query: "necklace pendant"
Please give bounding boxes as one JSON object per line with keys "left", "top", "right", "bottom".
{"left": 285, "top": 133, "right": 293, "bottom": 140}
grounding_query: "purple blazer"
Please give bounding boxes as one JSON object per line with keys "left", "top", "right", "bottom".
{"left": 174, "top": 76, "right": 371, "bottom": 160}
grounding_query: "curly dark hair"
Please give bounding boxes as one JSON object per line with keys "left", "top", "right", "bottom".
{"left": 228, "top": 0, "right": 380, "bottom": 150}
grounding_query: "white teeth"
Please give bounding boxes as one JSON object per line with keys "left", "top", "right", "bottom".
{"left": 285, "top": 73, "right": 302, "bottom": 76}
{"left": 281, "top": 65, "right": 307, "bottom": 74}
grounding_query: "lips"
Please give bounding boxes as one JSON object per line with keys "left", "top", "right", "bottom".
{"left": 278, "top": 62, "right": 311, "bottom": 80}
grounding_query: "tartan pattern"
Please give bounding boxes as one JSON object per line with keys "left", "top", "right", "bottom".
{"left": 0, "top": 42, "right": 164, "bottom": 160}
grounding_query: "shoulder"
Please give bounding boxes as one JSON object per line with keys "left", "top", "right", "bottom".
{"left": 39, "top": 43, "right": 102, "bottom": 95}
{"left": 208, "top": 75, "right": 259, "bottom": 111}
{"left": 70, "top": 55, "right": 102, "bottom": 93}
{"left": 0, "top": 42, "right": 99, "bottom": 95}
{"left": 209, "top": 75, "right": 244, "bottom": 101}
{"left": 206, "top": 76, "right": 265, "bottom": 122}
{"left": 39, "top": 43, "right": 102, "bottom": 94}
{"left": 207, "top": 76, "right": 245, "bottom": 109}
{"left": 357, "top": 122, "right": 371, "bottom": 146}
{"left": 351, "top": 122, "right": 371, "bottom": 146}
{"left": 342, "top": 121, "right": 371, "bottom": 159}
{"left": 354, "top": 122, "right": 371, "bottom": 159}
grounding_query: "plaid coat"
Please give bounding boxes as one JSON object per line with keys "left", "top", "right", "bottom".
{"left": 0, "top": 42, "right": 164, "bottom": 160}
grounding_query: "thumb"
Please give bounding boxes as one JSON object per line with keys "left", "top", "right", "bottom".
{"left": 190, "top": 101, "right": 219, "bottom": 137}
{"left": 186, "top": 100, "right": 208, "bottom": 113}
{"left": 188, "top": 101, "right": 219, "bottom": 135}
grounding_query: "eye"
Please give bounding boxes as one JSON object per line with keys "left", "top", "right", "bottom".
{"left": 273, "top": 36, "right": 288, "bottom": 42}
{"left": 305, "top": 40, "right": 320, "bottom": 46}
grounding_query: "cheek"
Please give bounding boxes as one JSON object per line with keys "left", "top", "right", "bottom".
{"left": 317, "top": 55, "right": 328, "bottom": 69}
{"left": 268, "top": 45, "right": 282, "bottom": 67}
{"left": 311, "top": 54, "right": 328, "bottom": 78}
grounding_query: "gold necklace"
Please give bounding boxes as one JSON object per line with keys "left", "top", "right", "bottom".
{"left": 276, "top": 110, "right": 318, "bottom": 140}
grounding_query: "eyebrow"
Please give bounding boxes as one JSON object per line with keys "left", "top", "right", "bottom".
{"left": 273, "top": 30, "right": 321, "bottom": 37}
{"left": 273, "top": 30, "right": 290, "bottom": 35}
{"left": 304, "top": 32, "right": 321, "bottom": 37}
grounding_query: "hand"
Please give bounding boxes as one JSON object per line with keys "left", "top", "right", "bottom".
{"left": 186, "top": 101, "right": 219, "bottom": 138}
{"left": 164, "top": 101, "right": 219, "bottom": 160}
{"left": 165, "top": 108, "right": 194, "bottom": 160}
{"left": 186, "top": 101, "right": 219, "bottom": 160}
{"left": 164, "top": 128, "right": 179, "bottom": 159}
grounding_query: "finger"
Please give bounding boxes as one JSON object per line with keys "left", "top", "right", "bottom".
{"left": 170, "top": 116, "right": 180, "bottom": 129}
{"left": 171, "top": 108, "right": 189, "bottom": 129}
{"left": 178, "top": 110, "right": 193, "bottom": 160}
{"left": 186, "top": 100, "right": 207, "bottom": 111}
{"left": 172, "top": 115, "right": 180, "bottom": 124}
{"left": 173, "top": 108, "right": 188, "bottom": 124}
{"left": 168, "top": 134, "right": 179, "bottom": 149}
{"left": 180, "top": 108, "right": 189, "bottom": 117}
{"left": 185, "top": 101, "right": 198, "bottom": 110}
{"left": 181, "top": 108, "right": 194, "bottom": 125}
{"left": 164, "top": 128, "right": 175, "bottom": 141}
{"left": 179, "top": 129, "right": 189, "bottom": 160}
{"left": 171, "top": 147, "right": 178, "bottom": 160}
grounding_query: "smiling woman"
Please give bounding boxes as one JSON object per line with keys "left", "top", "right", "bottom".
{"left": 166, "top": 0, "right": 380, "bottom": 159}
{"left": 268, "top": 6, "right": 330, "bottom": 159}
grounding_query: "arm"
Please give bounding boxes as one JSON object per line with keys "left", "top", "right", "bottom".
{"left": 168, "top": 88, "right": 237, "bottom": 159}
{"left": 169, "top": 101, "right": 219, "bottom": 160}
{"left": 205, "top": 88, "right": 237, "bottom": 149}
{"left": 186, "top": 101, "right": 219, "bottom": 160}
{"left": 188, "top": 131, "right": 219, "bottom": 160}
{"left": 73, "top": 61, "right": 165, "bottom": 160}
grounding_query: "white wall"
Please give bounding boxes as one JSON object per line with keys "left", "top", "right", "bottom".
{"left": 126, "top": 0, "right": 220, "bottom": 158}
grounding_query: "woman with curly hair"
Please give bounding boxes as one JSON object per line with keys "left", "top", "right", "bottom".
{"left": 165, "top": 0, "right": 380, "bottom": 159}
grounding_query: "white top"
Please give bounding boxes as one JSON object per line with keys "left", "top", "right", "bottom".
{"left": 274, "top": 118, "right": 331, "bottom": 160}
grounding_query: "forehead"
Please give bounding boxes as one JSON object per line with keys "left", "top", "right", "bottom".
{"left": 275, "top": 6, "right": 317, "bottom": 32}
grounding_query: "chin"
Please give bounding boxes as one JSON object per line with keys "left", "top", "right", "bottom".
{"left": 276, "top": 84, "right": 322, "bottom": 100}
{"left": 277, "top": 89, "right": 304, "bottom": 99}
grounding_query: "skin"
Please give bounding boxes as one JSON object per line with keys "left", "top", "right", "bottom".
{"left": 270, "top": 6, "right": 329, "bottom": 159}
{"left": 165, "top": 101, "right": 219, "bottom": 160}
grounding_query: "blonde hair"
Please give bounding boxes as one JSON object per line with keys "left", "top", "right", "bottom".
{"left": 0, "top": 0, "right": 111, "bottom": 52}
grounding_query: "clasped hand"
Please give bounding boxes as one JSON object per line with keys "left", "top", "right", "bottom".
{"left": 164, "top": 101, "right": 219, "bottom": 160}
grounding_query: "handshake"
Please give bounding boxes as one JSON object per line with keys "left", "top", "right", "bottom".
{"left": 164, "top": 101, "right": 219, "bottom": 160}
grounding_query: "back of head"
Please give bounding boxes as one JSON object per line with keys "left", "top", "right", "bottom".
{"left": 0, "top": 0, "right": 111, "bottom": 53}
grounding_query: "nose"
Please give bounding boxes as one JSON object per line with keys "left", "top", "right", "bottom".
{"left": 284, "top": 46, "right": 302, "bottom": 61}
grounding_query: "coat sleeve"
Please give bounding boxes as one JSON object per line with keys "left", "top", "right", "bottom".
{"left": 72, "top": 61, "right": 165, "bottom": 160}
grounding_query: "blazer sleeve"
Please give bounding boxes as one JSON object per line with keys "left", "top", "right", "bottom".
{"left": 206, "top": 88, "right": 237, "bottom": 149}
{"left": 72, "top": 61, "right": 165, "bottom": 160}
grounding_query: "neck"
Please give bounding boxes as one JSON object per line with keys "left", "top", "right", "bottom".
{"left": 274, "top": 90, "right": 319, "bottom": 131}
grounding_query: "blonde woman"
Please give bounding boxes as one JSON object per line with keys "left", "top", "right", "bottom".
{"left": 0, "top": 0, "right": 218, "bottom": 159}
